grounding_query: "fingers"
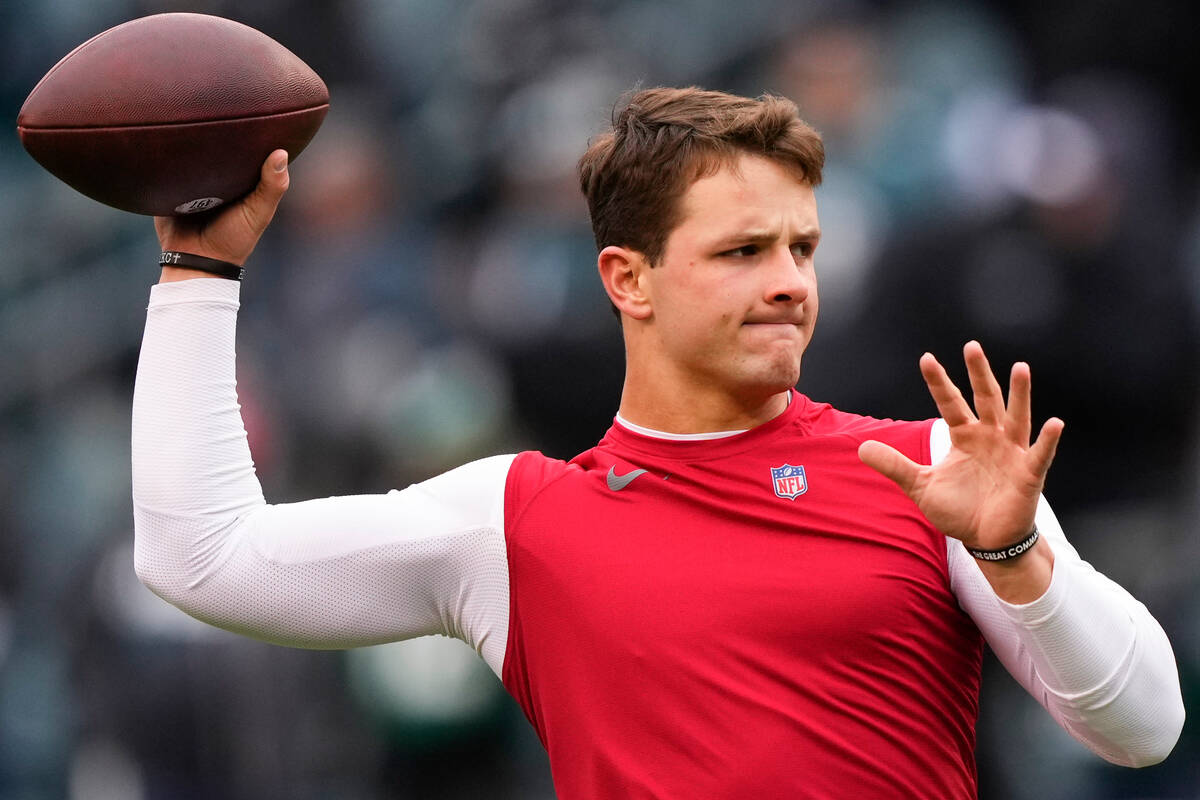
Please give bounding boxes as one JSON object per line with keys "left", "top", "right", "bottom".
{"left": 919, "top": 352, "right": 974, "bottom": 427}
{"left": 1028, "top": 416, "right": 1064, "bottom": 478}
{"left": 154, "top": 150, "right": 289, "bottom": 265}
{"left": 1006, "top": 361, "right": 1032, "bottom": 446}
{"left": 963, "top": 341, "right": 1005, "bottom": 425}
{"left": 265, "top": 149, "right": 290, "bottom": 192}
{"left": 858, "top": 440, "right": 921, "bottom": 495}
{"left": 926, "top": 344, "right": 1056, "bottom": 454}
{"left": 240, "top": 150, "right": 290, "bottom": 236}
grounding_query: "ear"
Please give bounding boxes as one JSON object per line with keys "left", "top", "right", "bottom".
{"left": 597, "top": 245, "right": 653, "bottom": 321}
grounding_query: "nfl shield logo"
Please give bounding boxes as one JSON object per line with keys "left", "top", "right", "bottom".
{"left": 771, "top": 464, "right": 808, "bottom": 500}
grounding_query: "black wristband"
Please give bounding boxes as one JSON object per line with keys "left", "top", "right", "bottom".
{"left": 966, "top": 525, "right": 1040, "bottom": 562}
{"left": 159, "top": 251, "right": 244, "bottom": 281}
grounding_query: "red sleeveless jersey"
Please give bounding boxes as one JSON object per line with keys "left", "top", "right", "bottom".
{"left": 501, "top": 392, "right": 983, "bottom": 799}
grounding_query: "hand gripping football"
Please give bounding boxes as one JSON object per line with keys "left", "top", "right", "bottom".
{"left": 17, "top": 13, "right": 329, "bottom": 216}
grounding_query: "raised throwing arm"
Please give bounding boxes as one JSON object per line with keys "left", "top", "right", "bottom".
{"left": 132, "top": 154, "right": 514, "bottom": 674}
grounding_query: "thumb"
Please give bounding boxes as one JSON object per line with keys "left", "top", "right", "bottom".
{"left": 240, "top": 149, "right": 290, "bottom": 236}
{"left": 858, "top": 440, "right": 921, "bottom": 494}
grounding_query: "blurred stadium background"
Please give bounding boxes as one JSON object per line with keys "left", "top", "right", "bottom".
{"left": 2, "top": 0, "right": 1198, "bottom": 797}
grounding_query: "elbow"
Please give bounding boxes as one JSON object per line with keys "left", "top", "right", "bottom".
{"left": 132, "top": 504, "right": 257, "bottom": 616}
{"left": 131, "top": 508, "right": 207, "bottom": 608}
{"left": 1094, "top": 606, "right": 1189, "bottom": 768}
{"left": 1088, "top": 690, "right": 1186, "bottom": 768}
{"left": 1064, "top": 622, "right": 1188, "bottom": 769}
{"left": 132, "top": 524, "right": 173, "bottom": 601}
{"left": 132, "top": 541, "right": 155, "bottom": 592}
{"left": 1116, "top": 699, "right": 1185, "bottom": 768}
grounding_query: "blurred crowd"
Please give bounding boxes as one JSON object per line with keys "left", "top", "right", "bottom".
{"left": 1, "top": 0, "right": 1198, "bottom": 797}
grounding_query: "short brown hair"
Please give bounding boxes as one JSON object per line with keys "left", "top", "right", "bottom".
{"left": 578, "top": 87, "right": 825, "bottom": 266}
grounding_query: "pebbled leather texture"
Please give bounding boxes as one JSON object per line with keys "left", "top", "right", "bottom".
{"left": 16, "top": 13, "right": 330, "bottom": 215}
{"left": 21, "top": 106, "right": 329, "bottom": 215}
{"left": 18, "top": 13, "right": 329, "bottom": 128}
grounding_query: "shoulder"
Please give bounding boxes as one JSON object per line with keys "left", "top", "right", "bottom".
{"left": 416, "top": 453, "right": 519, "bottom": 492}
{"left": 505, "top": 450, "right": 575, "bottom": 487}
{"left": 397, "top": 453, "right": 519, "bottom": 531}
{"left": 796, "top": 394, "right": 936, "bottom": 464}
{"left": 503, "top": 450, "right": 583, "bottom": 518}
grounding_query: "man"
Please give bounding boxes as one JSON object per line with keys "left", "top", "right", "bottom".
{"left": 133, "top": 88, "right": 1183, "bottom": 797}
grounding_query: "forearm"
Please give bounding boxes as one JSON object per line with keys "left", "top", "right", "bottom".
{"left": 996, "top": 537, "right": 1182, "bottom": 765}
{"left": 132, "top": 277, "right": 271, "bottom": 621}
{"left": 952, "top": 502, "right": 1185, "bottom": 766}
{"left": 132, "top": 278, "right": 263, "bottom": 524}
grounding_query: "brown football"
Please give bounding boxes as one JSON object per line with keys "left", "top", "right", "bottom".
{"left": 17, "top": 13, "right": 329, "bottom": 216}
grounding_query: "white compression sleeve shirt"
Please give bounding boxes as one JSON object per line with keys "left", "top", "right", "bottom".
{"left": 132, "top": 278, "right": 1183, "bottom": 766}
{"left": 930, "top": 420, "right": 1184, "bottom": 766}
{"left": 132, "top": 279, "right": 515, "bottom": 673}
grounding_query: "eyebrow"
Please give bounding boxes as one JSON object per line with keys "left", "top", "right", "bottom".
{"left": 712, "top": 227, "right": 821, "bottom": 248}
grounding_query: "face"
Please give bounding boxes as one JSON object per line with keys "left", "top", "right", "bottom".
{"left": 636, "top": 153, "right": 820, "bottom": 401}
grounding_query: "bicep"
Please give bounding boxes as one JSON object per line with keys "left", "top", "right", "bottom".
{"left": 136, "top": 454, "right": 515, "bottom": 676}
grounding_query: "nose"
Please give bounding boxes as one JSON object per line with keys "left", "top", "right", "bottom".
{"left": 763, "top": 246, "right": 811, "bottom": 305}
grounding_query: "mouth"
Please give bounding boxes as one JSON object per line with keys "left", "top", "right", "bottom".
{"left": 742, "top": 321, "right": 804, "bottom": 332}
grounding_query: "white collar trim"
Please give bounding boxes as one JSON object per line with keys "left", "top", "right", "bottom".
{"left": 614, "top": 414, "right": 747, "bottom": 440}
{"left": 614, "top": 393, "right": 791, "bottom": 441}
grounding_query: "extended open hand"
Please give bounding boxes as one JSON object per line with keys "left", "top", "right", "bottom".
{"left": 858, "top": 341, "right": 1064, "bottom": 552}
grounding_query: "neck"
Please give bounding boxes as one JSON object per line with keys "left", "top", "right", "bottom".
{"left": 617, "top": 370, "right": 792, "bottom": 434}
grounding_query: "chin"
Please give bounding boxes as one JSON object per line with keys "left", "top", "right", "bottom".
{"left": 768, "top": 349, "right": 804, "bottom": 386}
{"left": 742, "top": 359, "right": 803, "bottom": 396}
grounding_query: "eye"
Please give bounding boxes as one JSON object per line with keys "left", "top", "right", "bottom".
{"left": 721, "top": 244, "right": 760, "bottom": 257}
{"left": 791, "top": 241, "right": 815, "bottom": 260}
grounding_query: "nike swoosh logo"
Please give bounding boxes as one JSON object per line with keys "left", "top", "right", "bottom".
{"left": 606, "top": 466, "right": 648, "bottom": 491}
